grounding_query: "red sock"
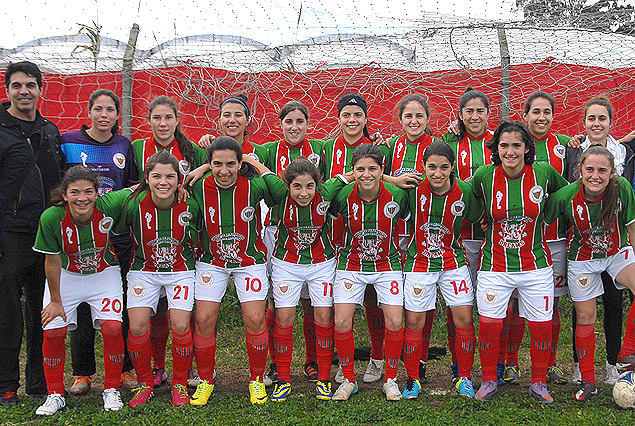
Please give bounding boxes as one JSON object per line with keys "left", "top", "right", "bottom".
{"left": 172, "top": 329, "right": 194, "bottom": 386}
{"left": 420, "top": 309, "right": 435, "bottom": 363}
{"left": 246, "top": 330, "right": 269, "bottom": 381}
{"left": 507, "top": 310, "right": 525, "bottom": 365}
{"left": 334, "top": 326, "right": 356, "bottom": 382}
{"left": 576, "top": 323, "right": 596, "bottom": 384}
{"left": 43, "top": 327, "right": 67, "bottom": 395}
{"left": 128, "top": 330, "right": 153, "bottom": 387}
{"left": 478, "top": 316, "right": 504, "bottom": 381}
{"left": 498, "top": 308, "right": 511, "bottom": 364}
{"left": 150, "top": 314, "right": 169, "bottom": 369}
{"left": 619, "top": 301, "right": 635, "bottom": 359}
{"left": 315, "top": 321, "right": 334, "bottom": 381}
{"left": 446, "top": 307, "right": 457, "bottom": 363}
{"left": 101, "top": 320, "right": 124, "bottom": 390}
{"left": 303, "top": 310, "right": 317, "bottom": 363}
{"left": 455, "top": 325, "right": 476, "bottom": 378}
{"left": 365, "top": 305, "right": 385, "bottom": 360}
{"left": 549, "top": 310, "right": 561, "bottom": 366}
{"left": 266, "top": 306, "right": 276, "bottom": 363}
{"left": 528, "top": 320, "right": 552, "bottom": 384}
{"left": 384, "top": 327, "right": 403, "bottom": 381}
{"left": 193, "top": 332, "right": 216, "bottom": 383}
{"left": 273, "top": 322, "right": 294, "bottom": 382}
{"left": 403, "top": 327, "right": 423, "bottom": 379}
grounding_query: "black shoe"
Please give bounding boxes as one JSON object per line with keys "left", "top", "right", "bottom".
{"left": 419, "top": 361, "right": 428, "bottom": 384}
{"left": 304, "top": 361, "right": 319, "bottom": 382}
{"left": 0, "top": 391, "right": 19, "bottom": 406}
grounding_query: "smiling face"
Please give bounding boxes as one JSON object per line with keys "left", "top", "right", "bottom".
{"left": 523, "top": 97, "right": 553, "bottom": 140}
{"left": 353, "top": 156, "right": 383, "bottom": 198}
{"left": 339, "top": 105, "right": 367, "bottom": 141}
{"left": 580, "top": 153, "right": 615, "bottom": 200}
{"left": 6, "top": 71, "right": 41, "bottom": 120}
{"left": 210, "top": 149, "right": 241, "bottom": 187}
{"left": 459, "top": 98, "right": 489, "bottom": 137}
{"left": 89, "top": 95, "right": 118, "bottom": 135}
{"left": 399, "top": 101, "right": 429, "bottom": 141}
{"left": 498, "top": 131, "right": 529, "bottom": 176}
{"left": 146, "top": 163, "right": 179, "bottom": 208}
{"left": 220, "top": 102, "right": 249, "bottom": 141}
{"left": 585, "top": 104, "right": 611, "bottom": 145}
{"left": 282, "top": 109, "right": 308, "bottom": 146}
{"left": 150, "top": 104, "right": 179, "bottom": 146}
{"left": 423, "top": 154, "right": 454, "bottom": 195}
{"left": 63, "top": 179, "right": 98, "bottom": 224}
{"left": 289, "top": 174, "right": 316, "bottom": 207}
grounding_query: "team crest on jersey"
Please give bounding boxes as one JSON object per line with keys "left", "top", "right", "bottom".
{"left": 178, "top": 211, "right": 192, "bottom": 227}
{"left": 354, "top": 229, "right": 387, "bottom": 262}
{"left": 99, "top": 216, "right": 114, "bottom": 233}
{"left": 65, "top": 227, "right": 74, "bottom": 244}
{"left": 529, "top": 185, "right": 544, "bottom": 204}
{"left": 212, "top": 233, "right": 244, "bottom": 263}
{"left": 451, "top": 200, "right": 466, "bottom": 216}
{"left": 410, "top": 282, "right": 426, "bottom": 299}
{"left": 483, "top": 288, "right": 499, "bottom": 305}
{"left": 316, "top": 201, "right": 330, "bottom": 216}
{"left": 584, "top": 227, "right": 613, "bottom": 254}
{"left": 336, "top": 149, "right": 343, "bottom": 165}
{"left": 279, "top": 156, "right": 287, "bottom": 170}
{"left": 340, "top": 278, "right": 355, "bottom": 293}
{"left": 73, "top": 247, "right": 103, "bottom": 272}
{"left": 576, "top": 273, "right": 590, "bottom": 290}
{"left": 460, "top": 150, "right": 468, "bottom": 167}
{"left": 553, "top": 144, "right": 566, "bottom": 159}
{"left": 276, "top": 281, "right": 292, "bottom": 297}
{"left": 149, "top": 237, "right": 179, "bottom": 266}
{"left": 495, "top": 191, "right": 504, "bottom": 210}
{"left": 241, "top": 206, "right": 256, "bottom": 222}
{"left": 419, "top": 194, "right": 428, "bottom": 212}
{"left": 420, "top": 223, "right": 450, "bottom": 258}
{"left": 497, "top": 216, "right": 532, "bottom": 249}
{"left": 247, "top": 153, "right": 260, "bottom": 162}
{"left": 384, "top": 201, "right": 400, "bottom": 219}
{"left": 179, "top": 160, "right": 191, "bottom": 176}
{"left": 113, "top": 153, "right": 126, "bottom": 169}
{"left": 131, "top": 282, "right": 147, "bottom": 298}
{"left": 307, "top": 153, "right": 320, "bottom": 166}
{"left": 198, "top": 271, "right": 214, "bottom": 287}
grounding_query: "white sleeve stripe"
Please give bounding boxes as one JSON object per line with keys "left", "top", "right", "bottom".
{"left": 32, "top": 248, "right": 61, "bottom": 255}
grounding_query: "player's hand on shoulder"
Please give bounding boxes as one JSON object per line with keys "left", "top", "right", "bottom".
{"left": 370, "top": 132, "right": 390, "bottom": 148}
{"left": 568, "top": 134, "right": 584, "bottom": 148}
{"left": 197, "top": 134, "right": 216, "bottom": 148}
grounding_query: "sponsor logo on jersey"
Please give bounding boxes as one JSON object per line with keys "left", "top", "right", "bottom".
{"left": 419, "top": 193, "right": 428, "bottom": 211}
{"left": 384, "top": 201, "right": 400, "bottom": 218}
{"left": 394, "top": 167, "right": 418, "bottom": 177}
{"left": 208, "top": 206, "right": 216, "bottom": 224}
{"left": 66, "top": 227, "right": 74, "bottom": 244}
{"left": 316, "top": 201, "right": 330, "bottom": 216}
{"left": 497, "top": 216, "right": 532, "bottom": 249}
{"left": 420, "top": 223, "right": 450, "bottom": 258}
{"left": 131, "top": 282, "right": 147, "bottom": 298}
{"left": 495, "top": 191, "right": 504, "bottom": 210}
{"left": 178, "top": 211, "right": 192, "bottom": 227}
{"left": 461, "top": 150, "right": 468, "bottom": 167}
{"left": 529, "top": 185, "right": 544, "bottom": 204}
{"left": 198, "top": 271, "right": 214, "bottom": 286}
{"left": 307, "top": 153, "right": 320, "bottom": 166}
{"left": 576, "top": 205, "right": 585, "bottom": 221}
{"left": 247, "top": 153, "right": 260, "bottom": 162}
{"left": 336, "top": 149, "right": 343, "bottom": 165}
{"left": 351, "top": 203, "right": 359, "bottom": 220}
{"left": 575, "top": 273, "right": 590, "bottom": 290}
{"left": 553, "top": 144, "right": 566, "bottom": 159}
{"left": 584, "top": 227, "right": 613, "bottom": 254}
{"left": 483, "top": 288, "right": 499, "bottom": 305}
{"left": 279, "top": 155, "right": 287, "bottom": 170}
{"left": 451, "top": 200, "right": 466, "bottom": 216}
{"left": 354, "top": 229, "right": 387, "bottom": 262}
{"left": 290, "top": 225, "right": 321, "bottom": 251}
{"left": 178, "top": 160, "right": 191, "bottom": 175}
{"left": 276, "top": 280, "right": 292, "bottom": 296}
{"left": 241, "top": 206, "right": 256, "bottom": 222}
{"left": 145, "top": 212, "right": 153, "bottom": 230}
{"left": 73, "top": 247, "right": 104, "bottom": 272}
{"left": 80, "top": 151, "right": 88, "bottom": 167}
{"left": 410, "top": 281, "right": 426, "bottom": 299}
{"left": 113, "top": 153, "right": 126, "bottom": 169}
{"left": 211, "top": 233, "right": 245, "bottom": 263}
{"left": 99, "top": 216, "right": 114, "bottom": 233}
{"left": 148, "top": 237, "right": 179, "bottom": 266}
{"left": 340, "top": 278, "right": 355, "bottom": 293}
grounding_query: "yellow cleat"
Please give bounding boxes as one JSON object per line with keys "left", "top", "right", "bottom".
{"left": 249, "top": 377, "right": 268, "bottom": 404}
{"left": 190, "top": 380, "right": 214, "bottom": 406}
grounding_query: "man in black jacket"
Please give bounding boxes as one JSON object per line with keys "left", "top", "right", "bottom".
{"left": 0, "top": 61, "right": 64, "bottom": 405}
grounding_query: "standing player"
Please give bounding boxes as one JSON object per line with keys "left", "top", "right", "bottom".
{"left": 470, "top": 121, "right": 568, "bottom": 403}
{"left": 123, "top": 151, "right": 199, "bottom": 408}
{"left": 33, "top": 166, "right": 129, "bottom": 415}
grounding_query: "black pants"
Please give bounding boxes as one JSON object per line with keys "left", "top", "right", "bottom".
{"left": 0, "top": 231, "right": 47, "bottom": 395}
{"left": 70, "top": 237, "right": 134, "bottom": 375}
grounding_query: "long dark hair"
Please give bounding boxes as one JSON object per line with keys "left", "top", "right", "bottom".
{"left": 50, "top": 166, "right": 99, "bottom": 206}
{"left": 457, "top": 87, "right": 490, "bottom": 139}
{"left": 148, "top": 96, "right": 195, "bottom": 165}
{"left": 206, "top": 136, "right": 257, "bottom": 179}
{"left": 284, "top": 156, "right": 322, "bottom": 186}
{"left": 89, "top": 89, "right": 121, "bottom": 134}
{"left": 397, "top": 93, "right": 432, "bottom": 136}
{"left": 488, "top": 121, "right": 535, "bottom": 167}
{"left": 579, "top": 145, "right": 620, "bottom": 232}
{"left": 128, "top": 150, "right": 180, "bottom": 204}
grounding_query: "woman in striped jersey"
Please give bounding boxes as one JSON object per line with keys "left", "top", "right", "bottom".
{"left": 402, "top": 141, "right": 481, "bottom": 400}
{"left": 33, "top": 166, "right": 130, "bottom": 415}
{"left": 470, "top": 121, "right": 568, "bottom": 404}
{"left": 545, "top": 145, "right": 635, "bottom": 401}
{"left": 330, "top": 144, "right": 409, "bottom": 401}
{"left": 123, "top": 151, "right": 200, "bottom": 408}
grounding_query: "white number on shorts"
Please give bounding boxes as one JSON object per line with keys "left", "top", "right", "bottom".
{"left": 322, "top": 282, "right": 333, "bottom": 297}
{"left": 101, "top": 297, "right": 122, "bottom": 313}
{"left": 174, "top": 285, "right": 190, "bottom": 300}
{"left": 451, "top": 280, "right": 469, "bottom": 295}
{"left": 554, "top": 275, "right": 565, "bottom": 288}
{"left": 390, "top": 280, "right": 400, "bottom": 295}
{"left": 245, "top": 277, "right": 262, "bottom": 292}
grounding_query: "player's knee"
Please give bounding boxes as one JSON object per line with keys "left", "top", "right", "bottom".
{"left": 100, "top": 320, "right": 122, "bottom": 336}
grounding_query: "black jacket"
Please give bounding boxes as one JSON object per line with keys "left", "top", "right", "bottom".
{"left": 0, "top": 101, "right": 64, "bottom": 233}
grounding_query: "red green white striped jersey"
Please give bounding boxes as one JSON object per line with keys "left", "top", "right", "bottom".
{"left": 33, "top": 190, "right": 130, "bottom": 273}
{"left": 404, "top": 177, "right": 483, "bottom": 272}
{"left": 332, "top": 181, "right": 409, "bottom": 272}
{"left": 321, "top": 136, "right": 391, "bottom": 178}
{"left": 545, "top": 177, "right": 635, "bottom": 261}
{"left": 123, "top": 192, "right": 200, "bottom": 272}
{"left": 190, "top": 173, "right": 272, "bottom": 268}
{"left": 470, "top": 162, "right": 568, "bottom": 272}
{"left": 131, "top": 136, "right": 207, "bottom": 184}
{"left": 241, "top": 140, "right": 268, "bottom": 164}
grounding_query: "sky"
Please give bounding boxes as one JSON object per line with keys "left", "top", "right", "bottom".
{"left": 2, "top": 0, "right": 520, "bottom": 50}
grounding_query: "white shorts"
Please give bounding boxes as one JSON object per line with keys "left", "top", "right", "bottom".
{"left": 271, "top": 257, "right": 336, "bottom": 308}
{"left": 477, "top": 267, "right": 553, "bottom": 322}
{"left": 127, "top": 270, "right": 195, "bottom": 313}
{"left": 548, "top": 240, "right": 569, "bottom": 298}
{"left": 404, "top": 265, "right": 474, "bottom": 312}
{"left": 463, "top": 239, "right": 482, "bottom": 286}
{"left": 195, "top": 262, "right": 268, "bottom": 303}
{"left": 333, "top": 270, "right": 404, "bottom": 306}
{"left": 263, "top": 224, "right": 276, "bottom": 276}
{"left": 567, "top": 246, "right": 634, "bottom": 302}
{"left": 43, "top": 266, "right": 123, "bottom": 331}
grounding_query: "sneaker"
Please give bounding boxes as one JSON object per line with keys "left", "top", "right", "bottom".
{"left": 120, "top": 371, "right": 138, "bottom": 391}
{"left": 334, "top": 365, "right": 345, "bottom": 384}
{"left": 249, "top": 377, "right": 268, "bottom": 404}
{"left": 450, "top": 362, "right": 459, "bottom": 384}
{"left": 152, "top": 368, "right": 168, "bottom": 387}
{"left": 271, "top": 381, "right": 291, "bottom": 402}
{"left": 304, "top": 361, "right": 319, "bottom": 382}
{"left": 363, "top": 358, "right": 384, "bottom": 383}
{"left": 605, "top": 361, "right": 620, "bottom": 385}
{"left": 0, "top": 391, "right": 18, "bottom": 406}
{"left": 128, "top": 385, "right": 154, "bottom": 408}
{"left": 35, "top": 393, "right": 66, "bottom": 416}
{"left": 528, "top": 382, "right": 554, "bottom": 404}
{"left": 503, "top": 362, "right": 521, "bottom": 385}
{"left": 572, "top": 362, "right": 582, "bottom": 385}
{"left": 383, "top": 377, "right": 402, "bottom": 401}
{"left": 103, "top": 388, "right": 124, "bottom": 411}
{"left": 402, "top": 377, "right": 421, "bottom": 400}
{"left": 263, "top": 363, "right": 278, "bottom": 388}
{"left": 419, "top": 361, "right": 428, "bottom": 385}
{"left": 617, "top": 354, "right": 635, "bottom": 372}
{"left": 332, "top": 379, "right": 358, "bottom": 401}
{"left": 455, "top": 376, "right": 476, "bottom": 398}
{"left": 316, "top": 380, "right": 333, "bottom": 400}
{"left": 190, "top": 380, "right": 214, "bottom": 406}
{"left": 496, "top": 362, "right": 505, "bottom": 386}
{"left": 546, "top": 365, "right": 568, "bottom": 384}
{"left": 171, "top": 384, "right": 189, "bottom": 407}
{"left": 475, "top": 380, "right": 498, "bottom": 402}
{"left": 70, "top": 375, "right": 92, "bottom": 396}
{"left": 574, "top": 381, "right": 598, "bottom": 401}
